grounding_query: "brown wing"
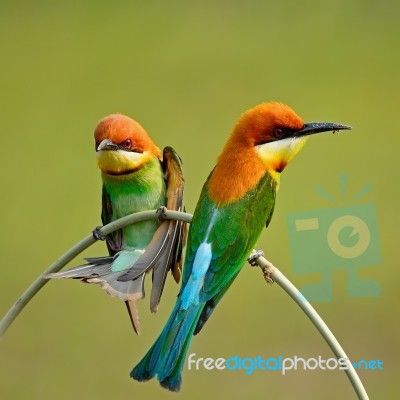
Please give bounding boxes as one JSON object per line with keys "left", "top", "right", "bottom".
{"left": 117, "top": 146, "right": 187, "bottom": 312}
{"left": 160, "top": 146, "right": 187, "bottom": 280}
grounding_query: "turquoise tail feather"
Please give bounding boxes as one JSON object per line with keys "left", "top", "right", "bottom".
{"left": 131, "top": 300, "right": 203, "bottom": 391}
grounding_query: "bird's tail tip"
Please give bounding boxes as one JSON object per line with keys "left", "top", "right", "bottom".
{"left": 159, "top": 375, "right": 182, "bottom": 392}
{"left": 130, "top": 303, "right": 202, "bottom": 392}
{"left": 130, "top": 365, "right": 182, "bottom": 392}
{"left": 130, "top": 367, "right": 151, "bottom": 382}
{"left": 129, "top": 328, "right": 184, "bottom": 392}
{"left": 129, "top": 349, "right": 156, "bottom": 382}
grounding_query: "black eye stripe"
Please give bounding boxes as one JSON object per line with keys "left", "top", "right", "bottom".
{"left": 274, "top": 127, "right": 297, "bottom": 138}
{"left": 274, "top": 128, "right": 284, "bottom": 138}
{"left": 254, "top": 127, "right": 296, "bottom": 145}
{"left": 116, "top": 142, "right": 143, "bottom": 153}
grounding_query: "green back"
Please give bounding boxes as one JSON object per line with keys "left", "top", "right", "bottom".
{"left": 183, "top": 171, "right": 277, "bottom": 301}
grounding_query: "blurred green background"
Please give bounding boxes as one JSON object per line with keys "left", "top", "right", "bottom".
{"left": 1, "top": 1, "right": 398, "bottom": 399}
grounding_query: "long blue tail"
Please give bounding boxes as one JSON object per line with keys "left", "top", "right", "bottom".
{"left": 130, "top": 300, "right": 203, "bottom": 391}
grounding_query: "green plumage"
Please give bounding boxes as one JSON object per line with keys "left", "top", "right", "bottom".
{"left": 186, "top": 170, "right": 277, "bottom": 332}
{"left": 101, "top": 157, "right": 166, "bottom": 254}
{"left": 131, "top": 169, "right": 277, "bottom": 390}
{"left": 186, "top": 171, "right": 276, "bottom": 293}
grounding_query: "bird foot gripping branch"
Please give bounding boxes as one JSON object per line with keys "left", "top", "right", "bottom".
{"left": 247, "top": 249, "right": 265, "bottom": 266}
{"left": 156, "top": 206, "right": 168, "bottom": 221}
{"left": 92, "top": 206, "right": 169, "bottom": 240}
{"left": 92, "top": 226, "right": 107, "bottom": 241}
{"left": 248, "top": 250, "right": 274, "bottom": 284}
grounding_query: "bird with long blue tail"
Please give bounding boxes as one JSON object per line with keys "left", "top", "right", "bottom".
{"left": 129, "top": 102, "right": 351, "bottom": 391}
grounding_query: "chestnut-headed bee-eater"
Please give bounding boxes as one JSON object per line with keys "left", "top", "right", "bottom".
{"left": 47, "top": 114, "right": 186, "bottom": 333}
{"left": 130, "top": 102, "right": 351, "bottom": 391}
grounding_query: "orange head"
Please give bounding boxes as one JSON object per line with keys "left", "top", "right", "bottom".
{"left": 94, "top": 114, "right": 161, "bottom": 175}
{"left": 209, "top": 102, "right": 351, "bottom": 205}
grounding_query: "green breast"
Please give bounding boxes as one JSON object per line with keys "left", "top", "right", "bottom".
{"left": 102, "top": 157, "right": 166, "bottom": 249}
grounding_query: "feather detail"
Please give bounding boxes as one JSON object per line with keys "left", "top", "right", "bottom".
{"left": 208, "top": 146, "right": 266, "bottom": 205}
{"left": 180, "top": 242, "right": 212, "bottom": 309}
{"left": 130, "top": 302, "right": 203, "bottom": 391}
{"left": 46, "top": 255, "right": 145, "bottom": 302}
{"left": 125, "top": 300, "right": 141, "bottom": 334}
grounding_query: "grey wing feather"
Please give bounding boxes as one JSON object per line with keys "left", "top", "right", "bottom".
{"left": 84, "top": 256, "right": 114, "bottom": 264}
{"left": 45, "top": 256, "right": 143, "bottom": 299}
{"left": 45, "top": 260, "right": 113, "bottom": 280}
{"left": 150, "top": 217, "right": 183, "bottom": 312}
{"left": 117, "top": 220, "right": 171, "bottom": 281}
{"left": 45, "top": 256, "right": 145, "bottom": 334}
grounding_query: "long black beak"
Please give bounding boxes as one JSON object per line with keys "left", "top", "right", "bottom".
{"left": 97, "top": 138, "right": 119, "bottom": 151}
{"left": 294, "top": 122, "right": 351, "bottom": 137}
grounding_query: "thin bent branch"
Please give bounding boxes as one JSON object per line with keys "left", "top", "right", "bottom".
{"left": 0, "top": 210, "right": 192, "bottom": 338}
{"left": 251, "top": 255, "right": 369, "bottom": 400}
{"left": 0, "top": 209, "right": 368, "bottom": 399}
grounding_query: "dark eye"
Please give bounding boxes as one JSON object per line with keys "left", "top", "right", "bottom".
{"left": 274, "top": 128, "right": 284, "bottom": 138}
{"left": 124, "top": 138, "right": 132, "bottom": 149}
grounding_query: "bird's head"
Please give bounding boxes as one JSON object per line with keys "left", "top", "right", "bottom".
{"left": 209, "top": 102, "right": 351, "bottom": 205}
{"left": 94, "top": 114, "right": 161, "bottom": 176}
{"left": 228, "top": 102, "right": 351, "bottom": 179}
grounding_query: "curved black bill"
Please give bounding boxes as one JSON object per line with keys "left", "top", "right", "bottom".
{"left": 294, "top": 122, "right": 351, "bottom": 137}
